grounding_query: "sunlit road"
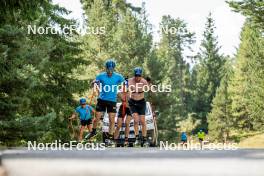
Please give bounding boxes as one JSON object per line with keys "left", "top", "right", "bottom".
{"left": 1, "top": 148, "right": 264, "bottom": 176}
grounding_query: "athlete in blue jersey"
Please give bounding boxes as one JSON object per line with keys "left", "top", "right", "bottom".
{"left": 69, "top": 98, "right": 95, "bottom": 141}
{"left": 87, "top": 59, "right": 124, "bottom": 146}
{"left": 181, "top": 132, "right": 188, "bottom": 148}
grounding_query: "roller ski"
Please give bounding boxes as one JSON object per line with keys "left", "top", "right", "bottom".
{"left": 124, "top": 140, "right": 129, "bottom": 147}
{"left": 133, "top": 139, "right": 141, "bottom": 147}
{"left": 105, "top": 139, "right": 116, "bottom": 148}
{"left": 83, "top": 131, "right": 98, "bottom": 143}
{"left": 142, "top": 140, "right": 150, "bottom": 148}
{"left": 85, "top": 131, "right": 96, "bottom": 139}
{"left": 82, "top": 136, "right": 97, "bottom": 144}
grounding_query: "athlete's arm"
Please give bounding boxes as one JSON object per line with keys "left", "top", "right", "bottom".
{"left": 146, "top": 77, "right": 151, "bottom": 84}
{"left": 93, "top": 81, "right": 100, "bottom": 96}
{"left": 142, "top": 78, "right": 151, "bottom": 92}
{"left": 90, "top": 107, "right": 96, "bottom": 114}
{"left": 117, "top": 91, "right": 123, "bottom": 100}
{"left": 93, "top": 74, "right": 101, "bottom": 95}
{"left": 69, "top": 112, "right": 77, "bottom": 120}
{"left": 117, "top": 74, "right": 125, "bottom": 85}
{"left": 127, "top": 78, "right": 133, "bottom": 97}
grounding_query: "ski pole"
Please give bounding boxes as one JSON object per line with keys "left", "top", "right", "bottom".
{"left": 121, "top": 78, "right": 128, "bottom": 140}
{"left": 68, "top": 118, "right": 77, "bottom": 139}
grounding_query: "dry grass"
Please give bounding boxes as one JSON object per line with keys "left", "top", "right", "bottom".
{"left": 238, "top": 133, "right": 264, "bottom": 148}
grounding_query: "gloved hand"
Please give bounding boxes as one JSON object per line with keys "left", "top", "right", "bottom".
{"left": 146, "top": 76, "right": 151, "bottom": 82}
{"left": 92, "top": 80, "right": 100, "bottom": 85}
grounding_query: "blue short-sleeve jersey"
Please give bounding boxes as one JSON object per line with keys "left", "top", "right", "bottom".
{"left": 181, "top": 133, "right": 187, "bottom": 141}
{"left": 96, "top": 72, "right": 124, "bottom": 102}
{"left": 75, "top": 105, "right": 93, "bottom": 120}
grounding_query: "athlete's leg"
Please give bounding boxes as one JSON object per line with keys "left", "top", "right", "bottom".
{"left": 90, "top": 111, "right": 101, "bottom": 134}
{"left": 114, "top": 118, "right": 123, "bottom": 139}
{"left": 140, "top": 115, "right": 149, "bottom": 146}
{"left": 85, "top": 111, "right": 102, "bottom": 139}
{"left": 184, "top": 141, "right": 188, "bottom": 148}
{"left": 133, "top": 113, "right": 139, "bottom": 137}
{"left": 93, "top": 111, "right": 102, "bottom": 128}
{"left": 124, "top": 115, "right": 131, "bottom": 146}
{"left": 129, "top": 99, "right": 140, "bottom": 145}
{"left": 125, "top": 115, "right": 131, "bottom": 138}
{"left": 114, "top": 105, "right": 123, "bottom": 140}
{"left": 138, "top": 100, "right": 147, "bottom": 145}
{"left": 133, "top": 113, "right": 140, "bottom": 146}
{"left": 140, "top": 115, "right": 147, "bottom": 138}
{"left": 86, "top": 119, "right": 93, "bottom": 133}
{"left": 182, "top": 140, "right": 187, "bottom": 148}
{"left": 79, "top": 125, "right": 85, "bottom": 141}
{"left": 108, "top": 112, "right": 116, "bottom": 137}
{"left": 199, "top": 138, "right": 203, "bottom": 149}
{"left": 90, "top": 99, "right": 105, "bottom": 136}
{"left": 87, "top": 124, "right": 93, "bottom": 133}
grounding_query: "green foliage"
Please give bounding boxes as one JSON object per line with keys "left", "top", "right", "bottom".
{"left": 229, "top": 21, "right": 264, "bottom": 131}
{"left": 192, "top": 13, "right": 226, "bottom": 129}
{"left": 0, "top": 113, "right": 71, "bottom": 146}
{"left": 0, "top": 0, "right": 89, "bottom": 145}
{"left": 179, "top": 113, "right": 201, "bottom": 135}
{"left": 207, "top": 0, "right": 264, "bottom": 140}
{"left": 227, "top": 0, "right": 264, "bottom": 29}
{"left": 208, "top": 60, "right": 233, "bottom": 142}
{"left": 154, "top": 15, "right": 195, "bottom": 141}
{"left": 1, "top": 0, "right": 263, "bottom": 146}
{"left": 81, "top": 0, "right": 152, "bottom": 77}
{"left": 226, "top": 0, "right": 264, "bottom": 133}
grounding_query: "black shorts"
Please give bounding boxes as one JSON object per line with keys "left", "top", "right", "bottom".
{"left": 128, "top": 98, "right": 146, "bottom": 115}
{"left": 181, "top": 140, "right": 187, "bottom": 143}
{"left": 96, "top": 99, "right": 117, "bottom": 113}
{"left": 80, "top": 119, "right": 92, "bottom": 126}
{"left": 118, "top": 105, "right": 132, "bottom": 118}
{"left": 199, "top": 138, "right": 204, "bottom": 142}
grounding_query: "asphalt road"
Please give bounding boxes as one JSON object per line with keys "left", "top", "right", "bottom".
{"left": 1, "top": 148, "right": 264, "bottom": 176}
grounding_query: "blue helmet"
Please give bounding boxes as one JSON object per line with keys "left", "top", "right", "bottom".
{"left": 105, "top": 59, "right": 116, "bottom": 70}
{"left": 79, "top": 98, "right": 86, "bottom": 104}
{"left": 134, "top": 67, "right": 143, "bottom": 76}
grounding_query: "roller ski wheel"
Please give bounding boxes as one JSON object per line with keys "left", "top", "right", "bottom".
{"left": 106, "top": 139, "right": 116, "bottom": 148}
{"left": 124, "top": 141, "right": 129, "bottom": 147}
{"left": 143, "top": 141, "right": 150, "bottom": 148}
{"left": 134, "top": 139, "right": 141, "bottom": 147}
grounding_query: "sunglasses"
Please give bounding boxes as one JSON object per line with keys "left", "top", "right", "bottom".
{"left": 107, "top": 67, "right": 114, "bottom": 71}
